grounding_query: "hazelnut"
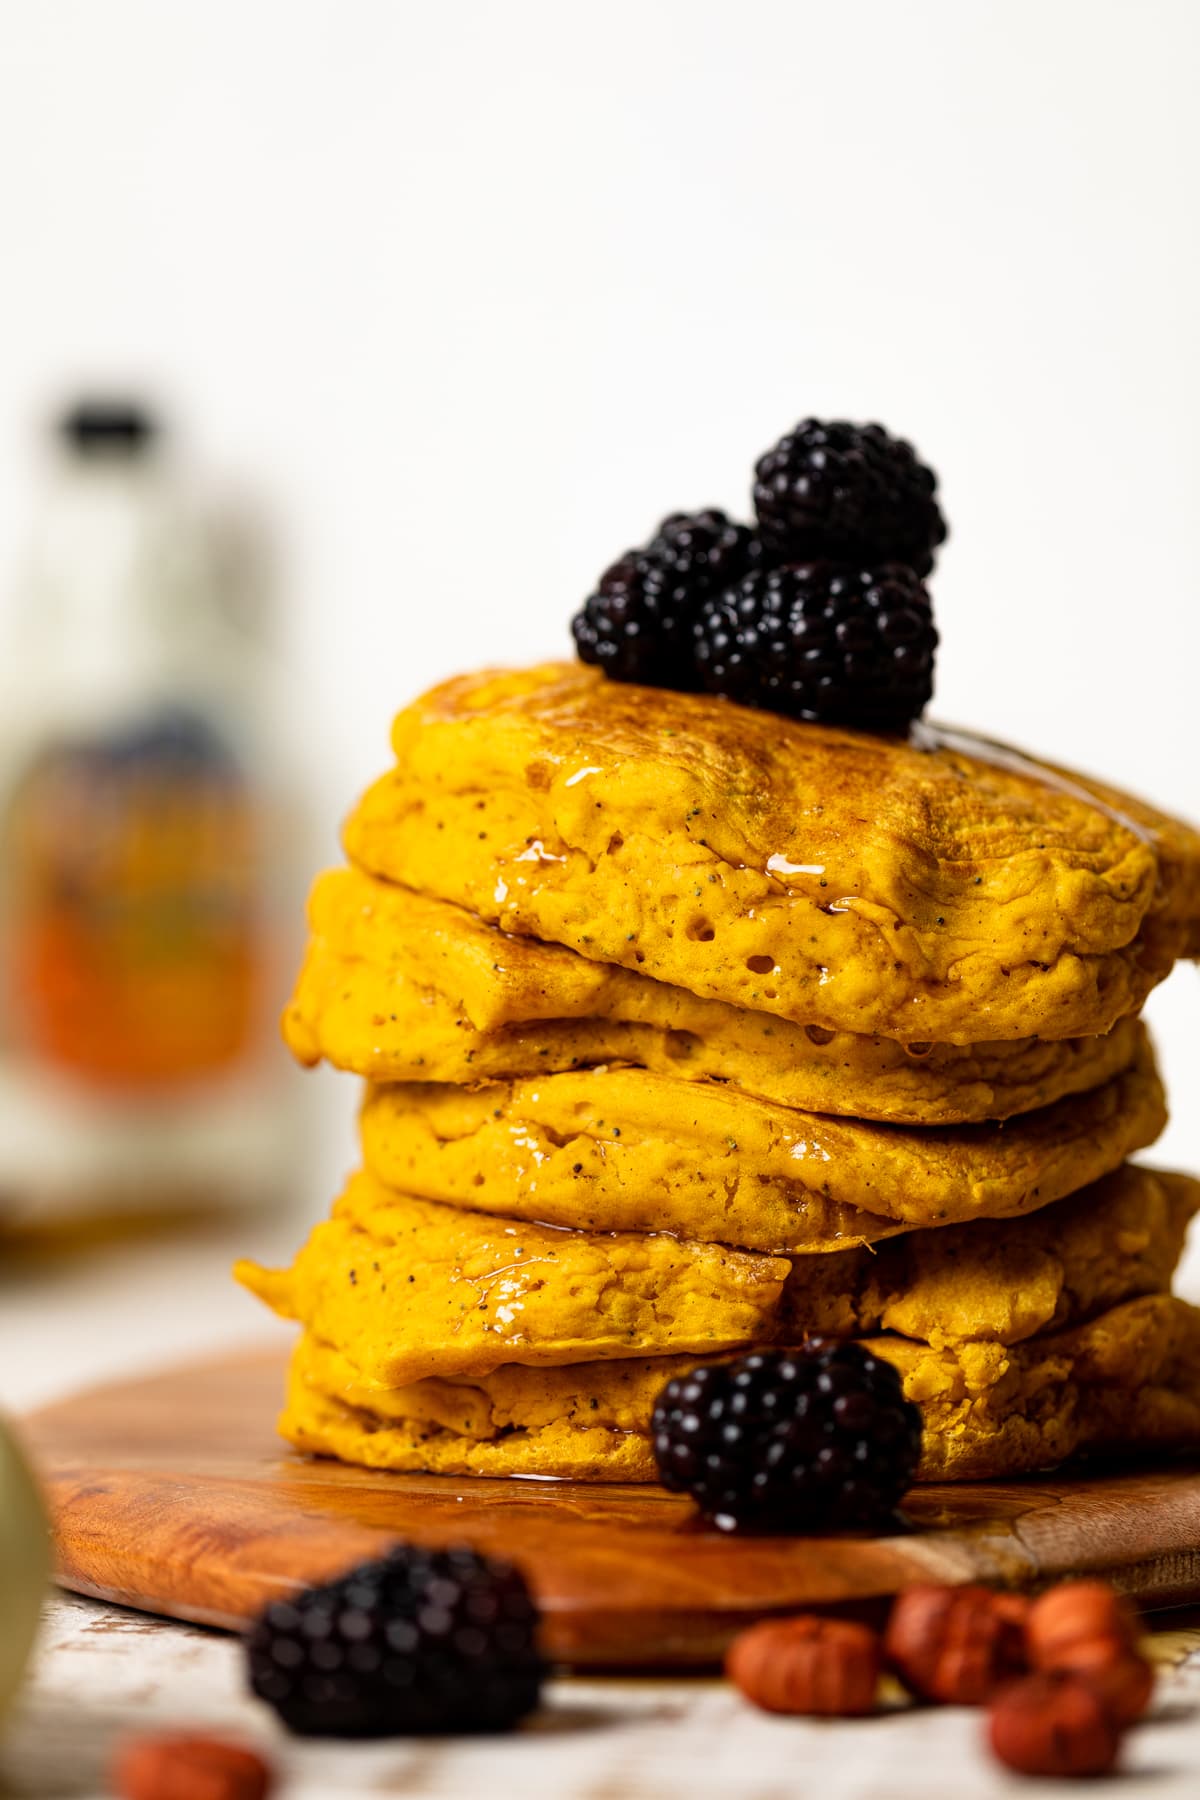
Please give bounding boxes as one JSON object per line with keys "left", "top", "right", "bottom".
{"left": 1027, "top": 1580, "right": 1152, "bottom": 1726}
{"left": 885, "top": 1584, "right": 1028, "bottom": 1705}
{"left": 1027, "top": 1579, "right": 1141, "bottom": 1661}
{"left": 112, "top": 1734, "right": 274, "bottom": 1800}
{"left": 1054, "top": 1639, "right": 1155, "bottom": 1727}
{"left": 988, "top": 1672, "right": 1122, "bottom": 1778}
{"left": 727, "top": 1615, "right": 881, "bottom": 1716}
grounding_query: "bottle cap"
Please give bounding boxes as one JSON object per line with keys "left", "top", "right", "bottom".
{"left": 57, "top": 401, "right": 158, "bottom": 456}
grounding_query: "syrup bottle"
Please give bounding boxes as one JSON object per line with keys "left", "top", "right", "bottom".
{"left": 0, "top": 402, "right": 305, "bottom": 1230}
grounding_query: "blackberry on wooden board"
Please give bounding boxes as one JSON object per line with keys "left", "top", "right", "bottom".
{"left": 652, "top": 1342, "right": 922, "bottom": 1533}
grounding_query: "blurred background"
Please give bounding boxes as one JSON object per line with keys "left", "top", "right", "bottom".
{"left": 0, "top": 0, "right": 1196, "bottom": 1408}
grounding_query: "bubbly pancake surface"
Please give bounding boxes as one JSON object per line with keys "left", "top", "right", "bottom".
{"left": 359, "top": 1045, "right": 1166, "bottom": 1251}
{"left": 282, "top": 1294, "right": 1200, "bottom": 1484}
{"left": 287, "top": 867, "right": 1145, "bottom": 1124}
{"left": 344, "top": 663, "right": 1200, "bottom": 1044}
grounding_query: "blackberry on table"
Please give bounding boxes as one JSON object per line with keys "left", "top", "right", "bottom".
{"left": 247, "top": 1543, "right": 544, "bottom": 1737}
{"left": 571, "top": 509, "right": 760, "bottom": 687}
{"left": 753, "top": 420, "right": 946, "bottom": 574}
{"left": 693, "top": 560, "right": 937, "bottom": 731}
{"left": 651, "top": 1341, "right": 922, "bottom": 1533}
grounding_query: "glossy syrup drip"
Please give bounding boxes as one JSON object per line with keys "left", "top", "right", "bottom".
{"left": 909, "top": 719, "right": 1156, "bottom": 848}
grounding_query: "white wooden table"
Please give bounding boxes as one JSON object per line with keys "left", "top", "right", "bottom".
{"left": 4, "top": 1595, "right": 1200, "bottom": 1799}
{"left": 4, "top": 1214, "right": 1200, "bottom": 1799}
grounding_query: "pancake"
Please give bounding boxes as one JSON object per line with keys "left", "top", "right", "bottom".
{"left": 344, "top": 663, "right": 1200, "bottom": 1045}
{"left": 287, "top": 867, "right": 1144, "bottom": 1125}
{"left": 234, "top": 1172, "right": 790, "bottom": 1386}
{"left": 779, "top": 1165, "right": 1198, "bottom": 1347}
{"left": 883, "top": 1292, "right": 1200, "bottom": 1480}
{"left": 358, "top": 1044, "right": 1166, "bottom": 1252}
{"left": 237, "top": 1162, "right": 1192, "bottom": 1389}
{"left": 280, "top": 1294, "right": 1200, "bottom": 1484}
{"left": 283, "top": 1329, "right": 668, "bottom": 1483}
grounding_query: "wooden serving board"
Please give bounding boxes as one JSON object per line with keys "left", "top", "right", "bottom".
{"left": 23, "top": 1347, "right": 1200, "bottom": 1669}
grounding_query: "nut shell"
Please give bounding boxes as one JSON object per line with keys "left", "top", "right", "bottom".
{"left": 885, "top": 1585, "right": 1028, "bottom": 1705}
{"left": 1062, "top": 1642, "right": 1155, "bottom": 1727}
{"left": 1027, "top": 1580, "right": 1152, "bottom": 1726}
{"left": 112, "top": 1734, "right": 273, "bottom": 1800}
{"left": 1027, "top": 1580, "right": 1141, "bottom": 1662}
{"left": 988, "top": 1673, "right": 1122, "bottom": 1778}
{"left": 727, "top": 1615, "right": 881, "bottom": 1716}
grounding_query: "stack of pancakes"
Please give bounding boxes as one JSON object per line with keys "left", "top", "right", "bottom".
{"left": 238, "top": 662, "right": 1200, "bottom": 1486}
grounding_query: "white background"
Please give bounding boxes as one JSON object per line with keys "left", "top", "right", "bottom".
{"left": 0, "top": 0, "right": 1197, "bottom": 1286}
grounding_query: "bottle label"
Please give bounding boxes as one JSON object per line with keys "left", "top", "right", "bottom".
{"left": 2, "top": 708, "right": 264, "bottom": 1089}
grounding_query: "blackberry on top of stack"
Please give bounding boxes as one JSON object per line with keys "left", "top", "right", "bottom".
{"left": 572, "top": 420, "right": 942, "bottom": 725}
{"left": 239, "top": 418, "right": 1200, "bottom": 1536}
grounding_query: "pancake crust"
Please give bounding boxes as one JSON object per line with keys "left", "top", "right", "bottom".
{"left": 779, "top": 1166, "right": 1198, "bottom": 1347}
{"left": 280, "top": 1294, "right": 1200, "bottom": 1483}
{"left": 344, "top": 663, "right": 1200, "bottom": 1044}
{"left": 234, "top": 1173, "right": 790, "bottom": 1386}
{"left": 359, "top": 1046, "right": 1166, "bottom": 1252}
{"left": 237, "top": 1163, "right": 1193, "bottom": 1389}
{"left": 882, "top": 1293, "right": 1200, "bottom": 1479}
{"left": 287, "top": 867, "right": 1144, "bottom": 1125}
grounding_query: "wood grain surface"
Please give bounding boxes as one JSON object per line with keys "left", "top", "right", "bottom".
{"left": 23, "top": 1346, "right": 1200, "bottom": 1669}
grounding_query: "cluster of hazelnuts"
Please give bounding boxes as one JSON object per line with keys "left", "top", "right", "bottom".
{"left": 727, "top": 1577, "right": 1154, "bottom": 1780}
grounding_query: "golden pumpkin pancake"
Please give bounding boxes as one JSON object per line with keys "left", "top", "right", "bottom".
{"left": 239, "top": 1162, "right": 1192, "bottom": 1392}
{"left": 359, "top": 1045, "right": 1166, "bottom": 1252}
{"left": 235, "top": 1173, "right": 790, "bottom": 1387}
{"left": 779, "top": 1165, "right": 1198, "bottom": 1347}
{"left": 280, "top": 1294, "right": 1200, "bottom": 1484}
{"left": 287, "top": 867, "right": 1144, "bottom": 1125}
{"left": 343, "top": 663, "right": 1200, "bottom": 1045}
{"left": 885, "top": 1292, "right": 1200, "bottom": 1480}
{"left": 283, "top": 1330, "right": 668, "bottom": 1483}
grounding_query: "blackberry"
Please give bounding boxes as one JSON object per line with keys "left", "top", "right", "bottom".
{"left": 246, "top": 1543, "right": 544, "bottom": 1737}
{"left": 753, "top": 420, "right": 946, "bottom": 574}
{"left": 571, "top": 509, "right": 760, "bottom": 687}
{"left": 693, "top": 561, "right": 937, "bottom": 730}
{"left": 651, "top": 1341, "right": 922, "bottom": 1534}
